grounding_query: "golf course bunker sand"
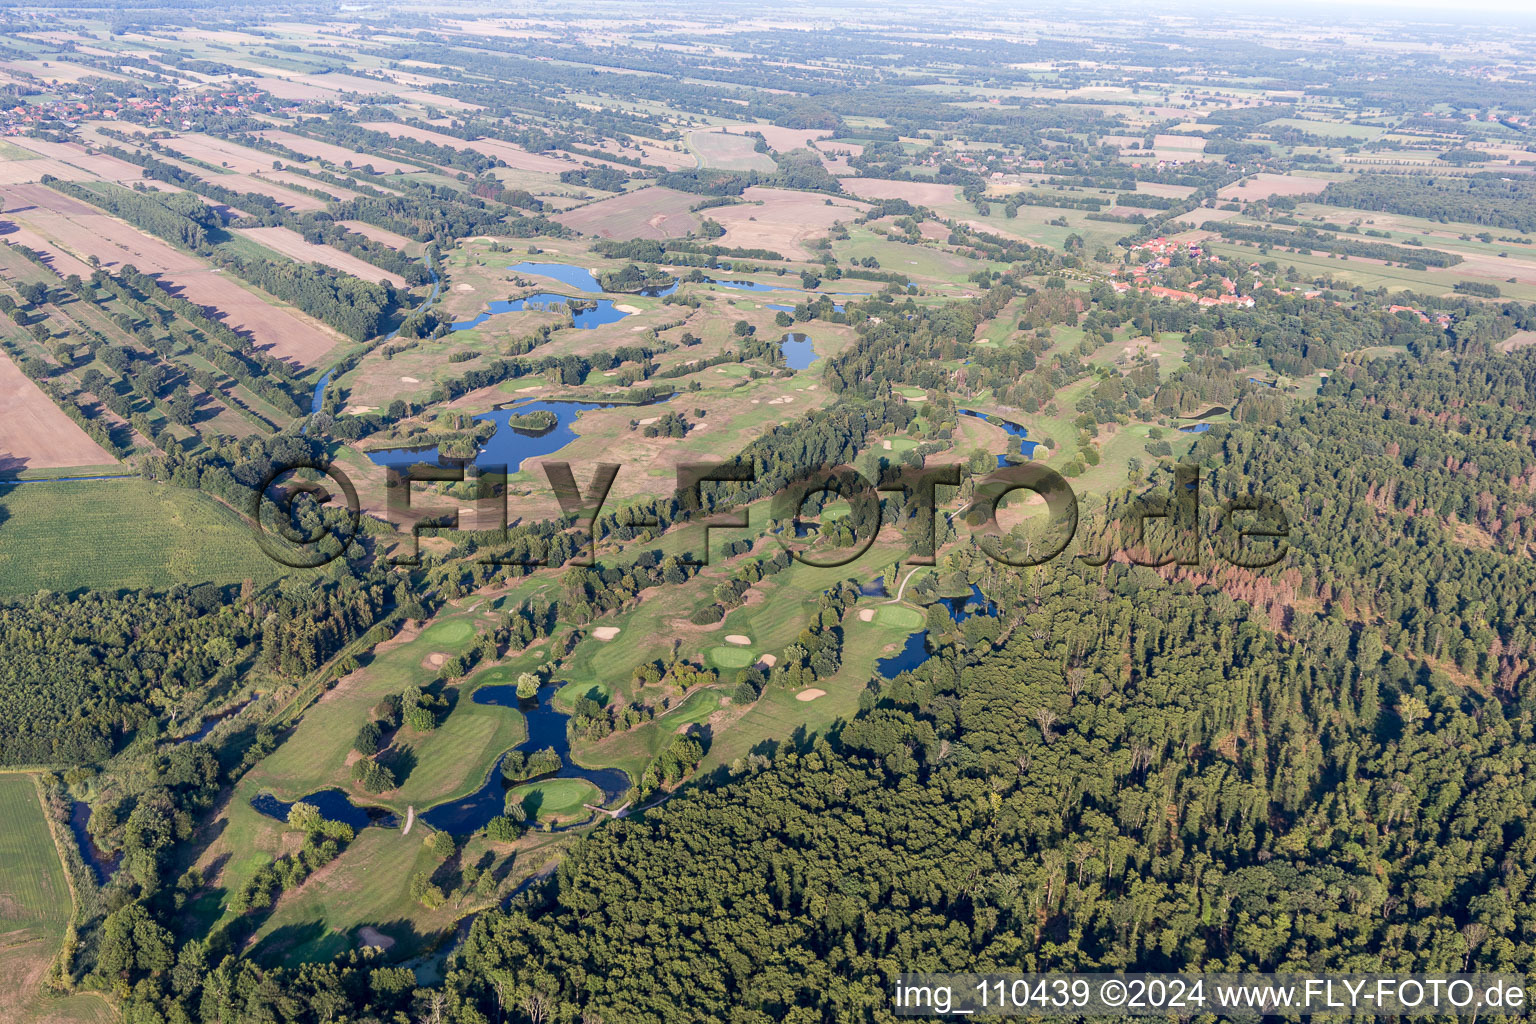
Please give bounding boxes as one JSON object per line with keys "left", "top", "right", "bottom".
{"left": 756, "top": 653, "right": 778, "bottom": 668}
{"left": 859, "top": 608, "right": 876, "bottom": 621}
{"left": 796, "top": 688, "right": 827, "bottom": 702}
{"left": 615, "top": 303, "right": 642, "bottom": 313}
{"left": 592, "top": 626, "right": 621, "bottom": 641}
{"left": 357, "top": 926, "right": 396, "bottom": 951}
{"left": 725, "top": 634, "right": 751, "bottom": 645}
{"left": 424, "top": 652, "right": 447, "bottom": 669}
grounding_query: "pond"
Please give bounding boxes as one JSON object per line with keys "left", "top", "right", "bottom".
{"left": 1179, "top": 423, "right": 1212, "bottom": 433}
{"left": 959, "top": 408, "right": 1040, "bottom": 459}
{"left": 250, "top": 789, "right": 399, "bottom": 831}
{"left": 451, "top": 293, "right": 632, "bottom": 332}
{"left": 781, "top": 333, "right": 818, "bottom": 370}
{"left": 875, "top": 585, "right": 998, "bottom": 679}
{"left": 70, "top": 801, "right": 120, "bottom": 884}
{"left": 177, "top": 698, "right": 254, "bottom": 745}
{"left": 419, "top": 678, "right": 630, "bottom": 835}
{"left": 768, "top": 301, "right": 846, "bottom": 314}
{"left": 364, "top": 395, "right": 673, "bottom": 475}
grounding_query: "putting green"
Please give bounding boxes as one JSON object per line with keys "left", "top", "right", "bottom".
{"left": 708, "top": 646, "right": 758, "bottom": 669}
{"left": 874, "top": 605, "right": 924, "bottom": 629}
{"left": 509, "top": 778, "right": 600, "bottom": 821}
{"left": 419, "top": 619, "right": 475, "bottom": 647}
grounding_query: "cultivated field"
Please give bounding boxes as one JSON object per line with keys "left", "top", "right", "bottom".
{"left": 0, "top": 774, "right": 111, "bottom": 1024}
{"left": 0, "top": 351, "right": 116, "bottom": 473}
{"left": 0, "top": 479, "right": 295, "bottom": 595}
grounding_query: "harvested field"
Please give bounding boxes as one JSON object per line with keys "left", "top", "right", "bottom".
{"left": 254, "top": 130, "right": 425, "bottom": 174}
{"left": 596, "top": 137, "right": 694, "bottom": 170}
{"left": 1136, "top": 181, "right": 1198, "bottom": 199}
{"left": 160, "top": 134, "right": 278, "bottom": 174}
{"left": 0, "top": 155, "right": 85, "bottom": 186}
{"left": 266, "top": 170, "right": 361, "bottom": 201}
{"left": 1497, "top": 330, "right": 1536, "bottom": 353}
{"left": 710, "top": 186, "right": 869, "bottom": 260}
{"left": 753, "top": 126, "right": 830, "bottom": 152}
{"left": 216, "top": 174, "right": 331, "bottom": 212}
{"left": 237, "top": 226, "right": 408, "bottom": 287}
{"left": 0, "top": 350, "right": 116, "bottom": 472}
{"left": 475, "top": 137, "right": 581, "bottom": 174}
{"left": 357, "top": 123, "right": 576, "bottom": 174}
{"left": 688, "top": 129, "right": 776, "bottom": 172}
{"left": 842, "top": 177, "right": 960, "bottom": 206}
{"left": 7, "top": 138, "right": 145, "bottom": 182}
{"left": 1217, "top": 172, "right": 1330, "bottom": 201}
{"left": 342, "top": 220, "right": 419, "bottom": 251}
{"left": 2, "top": 183, "right": 341, "bottom": 367}
{"left": 556, "top": 186, "right": 700, "bottom": 240}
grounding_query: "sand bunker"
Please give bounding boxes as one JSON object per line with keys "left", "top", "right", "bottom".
{"left": 859, "top": 608, "right": 876, "bottom": 621}
{"left": 757, "top": 653, "right": 778, "bottom": 668}
{"left": 724, "top": 634, "right": 751, "bottom": 645}
{"left": 796, "top": 688, "right": 826, "bottom": 702}
{"left": 401, "top": 376, "right": 420, "bottom": 383}
{"left": 357, "top": 927, "right": 396, "bottom": 951}
{"left": 615, "top": 303, "right": 641, "bottom": 313}
{"left": 424, "top": 652, "right": 446, "bottom": 668}
{"left": 592, "top": 626, "right": 621, "bottom": 641}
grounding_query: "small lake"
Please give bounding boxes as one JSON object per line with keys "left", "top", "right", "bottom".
{"left": 875, "top": 585, "right": 998, "bottom": 679}
{"left": 451, "top": 293, "right": 631, "bottom": 332}
{"left": 69, "top": 801, "right": 120, "bottom": 884}
{"left": 508, "top": 262, "right": 678, "bottom": 297}
{"left": 507, "top": 261, "right": 603, "bottom": 292}
{"left": 419, "top": 678, "right": 630, "bottom": 835}
{"left": 1179, "top": 423, "right": 1212, "bottom": 433}
{"left": 781, "top": 333, "right": 817, "bottom": 370}
{"left": 365, "top": 396, "right": 672, "bottom": 475}
{"left": 250, "top": 789, "right": 398, "bottom": 831}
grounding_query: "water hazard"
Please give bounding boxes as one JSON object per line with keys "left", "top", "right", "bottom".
{"left": 418, "top": 674, "right": 630, "bottom": 835}
{"left": 875, "top": 584, "right": 998, "bottom": 679}
{"left": 364, "top": 396, "right": 673, "bottom": 474}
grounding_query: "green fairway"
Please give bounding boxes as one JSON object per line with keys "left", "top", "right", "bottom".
{"left": 0, "top": 479, "right": 298, "bottom": 595}
{"left": 509, "top": 777, "right": 600, "bottom": 822}
{"left": 247, "top": 824, "right": 458, "bottom": 966}
{"left": 708, "top": 645, "right": 758, "bottom": 669}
